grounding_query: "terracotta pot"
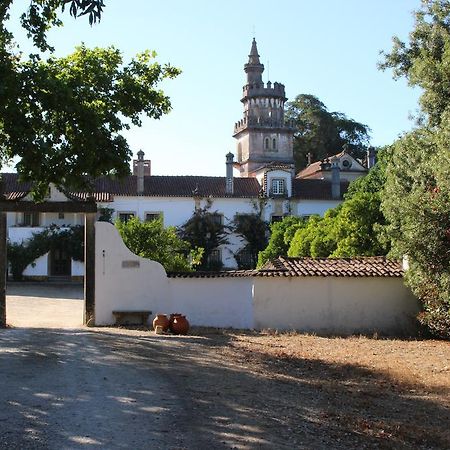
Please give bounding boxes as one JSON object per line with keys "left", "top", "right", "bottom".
{"left": 169, "top": 314, "right": 189, "bottom": 335}
{"left": 153, "top": 314, "right": 170, "bottom": 332}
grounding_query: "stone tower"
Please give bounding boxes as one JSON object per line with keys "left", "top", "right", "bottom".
{"left": 233, "top": 38, "right": 295, "bottom": 177}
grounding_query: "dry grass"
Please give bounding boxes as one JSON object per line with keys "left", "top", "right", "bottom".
{"left": 192, "top": 328, "right": 450, "bottom": 449}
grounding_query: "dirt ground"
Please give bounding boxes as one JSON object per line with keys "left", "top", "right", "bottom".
{"left": 2, "top": 284, "right": 450, "bottom": 449}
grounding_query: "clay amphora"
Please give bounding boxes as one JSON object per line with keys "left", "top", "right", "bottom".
{"left": 153, "top": 314, "right": 170, "bottom": 332}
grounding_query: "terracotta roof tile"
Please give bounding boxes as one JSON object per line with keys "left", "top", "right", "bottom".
{"left": 259, "top": 256, "right": 404, "bottom": 277}
{"left": 168, "top": 257, "right": 404, "bottom": 278}
{"left": 1, "top": 174, "right": 261, "bottom": 200}
{"left": 292, "top": 179, "right": 349, "bottom": 200}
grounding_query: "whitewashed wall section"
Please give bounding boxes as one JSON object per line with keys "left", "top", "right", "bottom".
{"left": 95, "top": 222, "right": 420, "bottom": 334}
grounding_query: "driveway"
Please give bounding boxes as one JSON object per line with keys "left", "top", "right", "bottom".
{"left": 6, "top": 283, "right": 84, "bottom": 328}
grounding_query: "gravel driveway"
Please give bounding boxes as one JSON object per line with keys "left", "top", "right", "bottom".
{"left": 2, "top": 284, "right": 448, "bottom": 449}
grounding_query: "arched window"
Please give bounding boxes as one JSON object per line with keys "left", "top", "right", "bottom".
{"left": 264, "top": 138, "right": 270, "bottom": 150}
{"left": 272, "top": 138, "right": 277, "bottom": 151}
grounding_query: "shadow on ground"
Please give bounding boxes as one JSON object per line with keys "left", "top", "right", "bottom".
{"left": 1, "top": 327, "right": 447, "bottom": 449}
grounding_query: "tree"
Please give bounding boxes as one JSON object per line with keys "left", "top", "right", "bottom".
{"left": 115, "top": 217, "right": 197, "bottom": 272}
{"left": 380, "top": 0, "right": 450, "bottom": 338}
{"left": 0, "top": 1, "right": 179, "bottom": 200}
{"left": 379, "top": 0, "right": 450, "bottom": 127}
{"left": 232, "top": 214, "right": 268, "bottom": 269}
{"left": 382, "top": 127, "right": 450, "bottom": 338}
{"left": 178, "top": 203, "right": 229, "bottom": 271}
{"left": 288, "top": 211, "right": 338, "bottom": 258}
{"left": 257, "top": 216, "right": 305, "bottom": 267}
{"left": 285, "top": 94, "right": 371, "bottom": 171}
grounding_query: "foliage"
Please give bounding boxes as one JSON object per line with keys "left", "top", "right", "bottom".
{"left": 288, "top": 212, "right": 338, "bottom": 258}
{"left": 232, "top": 214, "right": 269, "bottom": 269}
{"left": 7, "top": 224, "right": 83, "bottom": 281}
{"left": 116, "top": 217, "right": 197, "bottom": 273}
{"left": 344, "top": 146, "right": 390, "bottom": 200}
{"left": 285, "top": 94, "right": 371, "bottom": 171}
{"left": 257, "top": 216, "right": 305, "bottom": 268}
{"left": 178, "top": 203, "right": 229, "bottom": 271}
{"left": 379, "top": 0, "right": 450, "bottom": 127}
{"left": 98, "top": 207, "right": 114, "bottom": 223}
{"left": 380, "top": 0, "right": 450, "bottom": 338}
{"left": 382, "top": 127, "right": 450, "bottom": 338}
{"left": 0, "top": 2, "right": 180, "bottom": 200}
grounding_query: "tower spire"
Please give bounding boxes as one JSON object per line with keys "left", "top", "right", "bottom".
{"left": 244, "top": 38, "right": 264, "bottom": 85}
{"left": 248, "top": 37, "right": 260, "bottom": 64}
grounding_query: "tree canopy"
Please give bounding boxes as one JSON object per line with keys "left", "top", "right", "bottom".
{"left": 285, "top": 94, "right": 371, "bottom": 172}
{"left": 0, "top": 1, "right": 179, "bottom": 200}
{"left": 257, "top": 150, "right": 390, "bottom": 265}
{"left": 178, "top": 204, "right": 229, "bottom": 271}
{"left": 380, "top": 0, "right": 450, "bottom": 338}
{"left": 379, "top": 0, "right": 450, "bottom": 127}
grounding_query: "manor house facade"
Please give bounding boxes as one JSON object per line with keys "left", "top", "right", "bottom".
{"left": 1, "top": 39, "right": 368, "bottom": 279}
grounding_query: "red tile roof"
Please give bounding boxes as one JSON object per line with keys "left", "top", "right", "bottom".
{"left": 1, "top": 174, "right": 261, "bottom": 200}
{"left": 0, "top": 173, "right": 32, "bottom": 201}
{"left": 292, "top": 179, "right": 349, "bottom": 200}
{"left": 1, "top": 173, "right": 348, "bottom": 201}
{"left": 260, "top": 256, "right": 404, "bottom": 277}
{"left": 296, "top": 160, "right": 323, "bottom": 179}
{"left": 168, "top": 257, "right": 404, "bottom": 278}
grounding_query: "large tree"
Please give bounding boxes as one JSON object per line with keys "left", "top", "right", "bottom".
{"left": 0, "top": 1, "right": 179, "bottom": 200}
{"left": 285, "top": 94, "right": 371, "bottom": 172}
{"left": 178, "top": 204, "right": 229, "bottom": 271}
{"left": 379, "top": 0, "right": 450, "bottom": 127}
{"left": 380, "top": 0, "right": 450, "bottom": 338}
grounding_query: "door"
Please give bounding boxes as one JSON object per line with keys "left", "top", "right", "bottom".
{"left": 50, "top": 248, "right": 72, "bottom": 277}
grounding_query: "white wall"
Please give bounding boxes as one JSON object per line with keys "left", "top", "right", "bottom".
{"left": 95, "top": 222, "right": 420, "bottom": 335}
{"left": 295, "top": 200, "right": 342, "bottom": 217}
{"left": 22, "top": 253, "right": 49, "bottom": 277}
{"left": 95, "top": 222, "right": 253, "bottom": 328}
{"left": 168, "top": 278, "right": 253, "bottom": 329}
{"left": 252, "top": 277, "right": 420, "bottom": 335}
{"left": 95, "top": 222, "right": 169, "bottom": 325}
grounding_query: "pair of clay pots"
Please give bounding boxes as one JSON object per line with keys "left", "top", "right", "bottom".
{"left": 152, "top": 313, "right": 190, "bottom": 335}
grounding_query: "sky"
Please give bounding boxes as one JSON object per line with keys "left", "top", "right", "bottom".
{"left": 7, "top": 0, "right": 422, "bottom": 176}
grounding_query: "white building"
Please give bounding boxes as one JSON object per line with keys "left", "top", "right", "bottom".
{"left": 1, "top": 39, "right": 369, "bottom": 279}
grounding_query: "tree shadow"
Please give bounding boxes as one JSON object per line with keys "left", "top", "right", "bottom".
{"left": 0, "top": 327, "right": 448, "bottom": 449}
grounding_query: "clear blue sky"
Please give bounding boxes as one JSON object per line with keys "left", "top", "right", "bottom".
{"left": 8, "top": 0, "right": 421, "bottom": 176}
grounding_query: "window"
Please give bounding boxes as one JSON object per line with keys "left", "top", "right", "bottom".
{"left": 118, "top": 212, "right": 135, "bottom": 223}
{"left": 23, "top": 212, "right": 40, "bottom": 227}
{"left": 145, "top": 212, "right": 162, "bottom": 222}
{"left": 270, "top": 178, "right": 286, "bottom": 196}
{"left": 271, "top": 215, "right": 283, "bottom": 223}
{"left": 342, "top": 159, "right": 352, "bottom": 169}
{"left": 210, "top": 213, "right": 223, "bottom": 226}
{"left": 207, "top": 248, "right": 222, "bottom": 265}
{"left": 236, "top": 247, "right": 253, "bottom": 269}
{"left": 272, "top": 138, "right": 277, "bottom": 151}
{"left": 264, "top": 137, "right": 270, "bottom": 150}
{"left": 58, "top": 212, "right": 65, "bottom": 220}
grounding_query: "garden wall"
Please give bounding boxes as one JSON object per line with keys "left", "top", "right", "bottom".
{"left": 95, "top": 222, "right": 420, "bottom": 335}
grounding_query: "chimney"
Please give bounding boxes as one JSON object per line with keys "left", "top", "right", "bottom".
{"left": 331, "top": 158, "right": 341, "bottom": 200}
{"left": 367, "top": 146, "right": 376, "bottom": 169}
{"left": 136, "top": 150, "right": 145, "bottom": 195}
{"left": 225, "top": 152, "right": 234, "bottom": 195}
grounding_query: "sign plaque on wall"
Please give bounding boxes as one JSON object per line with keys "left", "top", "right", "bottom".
{"left": 122, "top": 260, "right": 140, "bottom": 269}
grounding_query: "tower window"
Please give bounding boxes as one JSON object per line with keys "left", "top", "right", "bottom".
{"left": 272, "top": 138, "right": 277, "bottom": 151}
{"left": 264, "top": 138, "right": 270, "bottom": 150}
